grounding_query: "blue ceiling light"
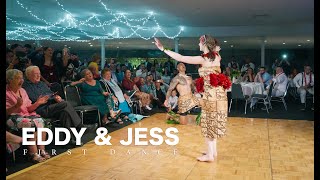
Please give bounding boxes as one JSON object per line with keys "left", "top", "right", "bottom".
{"left": 282, "top": 54, "right": 287, "bottom": 59}
{"left": 6, "top": 0, "right": 183, "bottom": 41}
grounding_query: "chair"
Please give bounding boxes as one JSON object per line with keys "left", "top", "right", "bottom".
{"left": 270, "top": 82, "right": 289, "bottom": 110}
{"left": 125, "top": 90, "right": 142, "bottom": 114}
{"left": 291, "top": 86, "right": 313, "bottom": 108}
{"left": 228, "top": 83, "right": 251, "bottom": 114}
{"left": 289, "top": 85, "right": 303, "bottom": 101}
{"left": 251, "top": 82, "right": 274, "bottom": 113}
{"left": 64, "top": 85, "right": 101, "bottom": 127}
{"left": 305, "top": 91, "right": 314, "bottom": 108}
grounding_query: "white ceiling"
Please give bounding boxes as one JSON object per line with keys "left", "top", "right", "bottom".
{"left": 6, "top": 0, "right": 314, "bottom": 50}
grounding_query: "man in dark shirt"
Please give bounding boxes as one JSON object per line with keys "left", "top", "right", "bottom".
{"left": 65, "top": 53, "right": 81, "bottom": 81}
{"left": 23, "top": 66, "right": 97, "bottom": 146}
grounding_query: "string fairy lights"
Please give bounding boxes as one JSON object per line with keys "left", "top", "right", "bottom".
{"left": 6, "top": 0, "right": 184, "bottom": 41}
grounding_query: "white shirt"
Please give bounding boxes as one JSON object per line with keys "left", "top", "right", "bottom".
{"left": 272, "top": 73, "right": 288, "bottom": 93}
{"left": 293, "top": 72, "right": 314, "bottom": 88}
{"left": 111, "top": 71, "right": 118, "bottom": 84}
{"left": 241, "top": 63, "right": 255, "bottom": 72}
{"left": 168, "top": 96, "right": 178, "bottom": 109}
{"left": 228, "top": 61, "right": 239, "bottom": 70}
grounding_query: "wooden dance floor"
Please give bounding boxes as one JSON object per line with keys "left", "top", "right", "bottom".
{"left": 7, "top": 113, "right": 314, "bottom": 180}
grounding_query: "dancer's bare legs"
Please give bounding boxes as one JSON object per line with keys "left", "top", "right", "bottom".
{"left": 202, "top": 138, "right": 218, "bottom": 157}
{"left": 197, "top": 138, "right": 217, "bottom": 162}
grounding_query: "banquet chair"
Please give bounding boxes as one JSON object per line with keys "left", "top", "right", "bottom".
{"left": 250, "top": 82, "right": 274, "bottom": 113}
{"left": 125, "top": 90, "right": 142, "bottom": 114}
{"left": 228, "top": 83, "right": 251, "bottom": 114}
{"left": 64, "top": 85, "right": 102, "bottom": 127}
{"left": 305, "top": 91, "right": 314, "bottom": 108}
{"left": 270, "top": 82, "right": 289, "bottom": 111}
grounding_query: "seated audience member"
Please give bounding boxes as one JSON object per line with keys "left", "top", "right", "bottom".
{"left": 228, "top": 56, "right": 240, "bottom": 71}
{"left": 161, "top": 67, "right": 172, "bottom": 84}
{"left": 22, "top": 66, "right": 97, "bottom": 145}
{"left": 71, "top": 69, "right": 122, "bottom": 125}
{"left": 88, "top": 54, "right": 101, "bottom": 80}
{"left": 149, "top": 66, "right": 161, "bottom": 81}
{"left": 293, "top": 65, "right": 314, "bottom": 110}
{"left": 100, "top": 69, "right": 131, "bottom": 120}
{"left": 288, "top": 68, "right": 299, "bottom": 87}
{"left": 168, "top": 89, "right": 178, "bottom": 112}
{"left": 242, "top": 67, "right": 255, "bottom": 82}
{"left": 240, "top": 57, "right": 255, "bottom": 73}
{"left": 115, "top": 64, "right": 124, "bottom": 84}
{"left": 223, "top": 67, "right": 232, "bottom": 89}
{"left": 269, "top": 67, "right": 288, "bottom": 97}
{"left": 123, "top": 59, "right": 133, "bottom": 71}
{"left": 135, "top": 64, "right": 148, "bottom": 78}
{"left": 254, "top": 67, "right": 272, "bottom": 87}
{"left": 6, "top": 69, "right": 51, "bottom": 163}
{"left": 141, "top": 74, "right": 156, "bottom": 97}
{"left": 154, "top": 79, "right": 169, "bottom": 108}
{"left": 224, "top": 67, "right": 232, "bottom": 77}
{"left": 122, "top": 69, "right": 153, "bottom": 110}
{"left": 136, "top": 77, "right": 145, "bottom": 91}
{"left": 105, "top": 58, "right": 116, "bottom": 69}
{"left": 108, "top": 63, "right": 119, "bottom": 84}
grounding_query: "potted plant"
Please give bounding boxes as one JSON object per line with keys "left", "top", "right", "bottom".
{"left": 230, "top": 70, "right": 241, "bottom": 83}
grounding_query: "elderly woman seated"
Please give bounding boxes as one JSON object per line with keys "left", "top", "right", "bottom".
{"left": 100, "top": 68, "right": 131, "bottom": 122}
{"left": 122, "top": 69, "right": 153, "bottom": 111}
{"left": 70, "top": 69, "right": 121, "bottom": 126}
{"left": 6, "top": 69, "right": 51, "bottom": 163}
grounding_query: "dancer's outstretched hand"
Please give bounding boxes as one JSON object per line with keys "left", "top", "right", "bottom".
{"left": 154, "top": 38, "right": 164, "bottom": 51}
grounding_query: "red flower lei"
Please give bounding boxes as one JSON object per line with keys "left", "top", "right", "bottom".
{"left": 195, "top": 73, "right": 231, "bottom": 92}
{"left": 195, "top": 77, "right": 204, "bottom": 93}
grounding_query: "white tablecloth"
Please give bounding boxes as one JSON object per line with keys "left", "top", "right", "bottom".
{"left": 240, "top": 82, "right": 264, "bottom": 96}
{"left": 240, "top": 82, "right": 265, "bottom": 108}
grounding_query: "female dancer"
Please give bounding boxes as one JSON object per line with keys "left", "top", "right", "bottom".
{"left": 154, "top": 35, "right": 230, "bottom": 162}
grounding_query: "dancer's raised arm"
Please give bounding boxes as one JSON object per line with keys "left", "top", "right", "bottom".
{"left": 154, "top": 38, "right": 205, "bottom": 65}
